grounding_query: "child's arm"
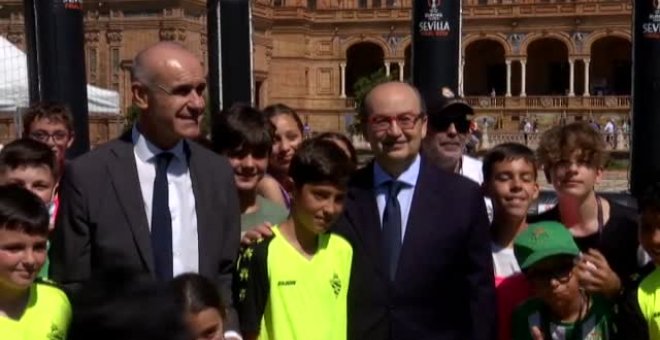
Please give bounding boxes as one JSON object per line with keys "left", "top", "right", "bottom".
{"left": 234, "top": 240, "right": 271, "bottom": 338}
{"left": 256, "top": 176, "right": 287, "bottom": 207}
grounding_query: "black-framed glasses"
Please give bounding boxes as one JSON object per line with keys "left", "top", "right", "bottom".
{"left": 29, "top": 130, "right": 70, "bottom": 144}
{"left": 368, "top": 113, "right": 424, "bottom": 132}
{"left": 429, "top": 115, "right": 470, "bottom": 134}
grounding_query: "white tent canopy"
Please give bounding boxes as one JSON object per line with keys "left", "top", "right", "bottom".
{"left": 0, "top": 36, "right": 120, "bottom": 114}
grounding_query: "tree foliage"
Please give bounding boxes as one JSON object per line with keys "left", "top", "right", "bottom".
{"left": 350, "top": 68, "right": 391, "bottom": 134}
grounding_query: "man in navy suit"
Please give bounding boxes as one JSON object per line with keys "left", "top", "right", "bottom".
{"left": 335, "top": 81, "right": 495, "bottom": 339}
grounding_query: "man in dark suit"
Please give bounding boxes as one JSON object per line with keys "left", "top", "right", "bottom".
{"left": 336, "top": 81, "right": 495, "bottom": 339}
{"left": 50, "top": 42, "right": 241, "bottom": 337}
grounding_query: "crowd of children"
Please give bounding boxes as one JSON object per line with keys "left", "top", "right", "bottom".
{"left": 1, "top": 98, "right": 660, "bottom": 340}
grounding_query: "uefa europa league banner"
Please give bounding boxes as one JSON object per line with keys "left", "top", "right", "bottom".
{"left": 411, "top": 0, "right": 461, "bottom": 99}
{"left": 631, "top": 0, "right": 660, "bottom": 196}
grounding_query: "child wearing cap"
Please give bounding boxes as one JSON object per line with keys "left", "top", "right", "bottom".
{"left": 616, "top": 182, "right": 660, "bottom": 339}
{"left": 482, "top": 143, "right": 539, "bottom": 340}
{"left": 512, "top": 221, "right": 613, "bottom": 340}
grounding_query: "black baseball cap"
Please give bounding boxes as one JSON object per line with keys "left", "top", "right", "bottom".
{"left": 425, "top": 87, "right": 474, "bottom": 118}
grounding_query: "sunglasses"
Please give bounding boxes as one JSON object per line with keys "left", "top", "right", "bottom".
{"left": 429, "top": 115, "right": 470, "bottom": 134}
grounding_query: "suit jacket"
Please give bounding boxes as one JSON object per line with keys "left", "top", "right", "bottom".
{"left": 334, "top": 156, "right": 496, "bottom": 340}
{"left": 50, "top": 131, "right": 241, "bottom": 328}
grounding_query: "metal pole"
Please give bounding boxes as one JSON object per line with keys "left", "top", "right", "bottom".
{"left": 23, "top": 0, "right": 40, "bottom": 104}
{"left": 28, "top": 0, "right": 89, "bottom": 157}
{"left": 219, "top": 0, "right": 252, "bottom": 108}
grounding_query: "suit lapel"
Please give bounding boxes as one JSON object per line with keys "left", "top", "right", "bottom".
{"left": 108, "top": 132, "right": 154, "bottom": 273}
{"left": 187, "top": 142, "right": 210, "bottom": 275}
{"left": 345, "top": 163, "right": 386, "bottom": 277}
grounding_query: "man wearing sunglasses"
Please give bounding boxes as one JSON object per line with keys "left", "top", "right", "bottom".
{"left": 422, "top": 87, "right": 483, "bottom": 184}
{"left": 422, "top": 88, "right": 493, "bottom": 221}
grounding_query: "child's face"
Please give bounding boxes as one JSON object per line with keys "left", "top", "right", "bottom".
{"left": 270, "top": 115, "right": 303, "bottom": 175}
{"left": 291, "top": 182, "right": 346, "bottom": 235}
{"left": 28, "top": 118, "right": 73, "bottom": 166}
{"left": 185, "top": 307, "right": 224, "bottom": 340}
{"left": 226, "top": 147, "right": 268, "bottom": 192}
{"left": 640, "top": 209, "right": 660, "bottom": 266}
{"left": 550, "top": 152, "right": 602, "bottom": 198}
{"left": 527, "top": 255, "right": 580, "bottom": 312}
{"left": 0, "top": 229, "right": 47, "bottom": 291}
{"left": 484, "top": 158, "right": 538, "bottom": 220}
{"left": 0, "top": 165, "right": 56, "bottom": 204}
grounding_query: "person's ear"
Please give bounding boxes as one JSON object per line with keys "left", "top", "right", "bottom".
{"left": 132, "top": 82, "right": 149, "bottom": 111}
{"left": 66, "top": 132, "right": 75, "bottom": 150}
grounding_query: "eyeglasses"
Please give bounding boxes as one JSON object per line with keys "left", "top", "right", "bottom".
{"left": 29, "top": 130, "right": 70, "bottom": 144}
{"left": 368, "top": 113, "right": 424, "bottom": 132}
{"left": 429, "top": 115, "right": 470, "bottom": 134}
{"left": 527, "top": 260, "right": 575, "bottom": 285}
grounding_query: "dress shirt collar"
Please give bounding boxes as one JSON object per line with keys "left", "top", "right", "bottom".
{"left": 132, "top": 124, "right": 186, "bottom": 164}
{"left": 373, "top": 153, "right": 421, "bottom": 188}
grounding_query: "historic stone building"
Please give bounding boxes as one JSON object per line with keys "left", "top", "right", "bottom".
{"left": 0, "top": 0, "right": 632, "bottom": 141}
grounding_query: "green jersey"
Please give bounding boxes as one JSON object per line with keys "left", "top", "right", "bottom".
{"left": 235, "top": 226, "right": 352, "bottom": 340}
{"left": 512, "top": 295, "right": 612, "bottom": 340}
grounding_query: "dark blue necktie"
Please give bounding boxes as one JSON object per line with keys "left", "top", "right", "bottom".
{"left": 382, "top": 180, "right": 404, "bottom": 281}
{"left": 151, "top": 152, "right": 173, "bottom": 280}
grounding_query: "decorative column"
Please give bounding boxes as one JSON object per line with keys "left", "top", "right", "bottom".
{"left": 505, "top": 59, "right": 512, "bottom": 97}
{"left": 398, "top": 61, "right": 405, "bottom": 82}
{"left": 520, "top": 59, "right": 527, "bottom": 97}
{"left": 568, "top": 58, "right": 575, "bottom": 97}
{"left": 583, "top": 58, "right": 591, "bottom": 97}
{"left": 384, "top": 62, "right": 391, "bottom": 77}
{"left": 340, "top": 62, "right": 346, "bottom": 98}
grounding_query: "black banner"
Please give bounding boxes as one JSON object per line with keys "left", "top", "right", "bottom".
{"left": 411, "top": 0, "right": 461, "bottom": 99}
{"left": 631, "top": 0, "right": 660, "bottom": 196}
{"left": 25, "top": 0, "right": 89, "bottom": 157}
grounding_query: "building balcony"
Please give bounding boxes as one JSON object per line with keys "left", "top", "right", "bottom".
{"left": 254, "top": 0, "right": 631, "bottom": 22}
{"left": 463, "top": 95, "right": 630, "bottom": 111}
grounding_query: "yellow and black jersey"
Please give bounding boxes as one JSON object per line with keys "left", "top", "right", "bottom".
{"left": 235, "top": 226, "right": 352, "bottom": 340}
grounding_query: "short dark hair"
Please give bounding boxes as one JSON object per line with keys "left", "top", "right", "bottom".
{"left": 0, "top": 138, "right": 58, "bottom": 179}
{"left": 214, "top": 103, "right": 273, "bottom": 157}
{"left": 68, "top": 268, "right": 190, "bottom": 340}
{"left": 289, "top": 138, "right": 355, "bottom": 189}
{"left": 22, "top": 102, "right": 74, "bottom": 135}
{"left": 0, "top": 184, "right": 49, "bottom": 236}
{"left": 639, "top": 181, "right": 660, "bottom": 214}
{"left": 482, "top": 143, "right": 537, "bottom": 181}
{"left": 315, "top": 132, "right": 358, "bottom": 166}
{"left": 263, "top": 103, "right": 304, "bottom": 134}
{"left": 171, "top": 273, "right": 226, "bottom": 318}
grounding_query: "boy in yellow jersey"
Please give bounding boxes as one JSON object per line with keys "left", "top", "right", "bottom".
{"left": 617, "top": 182, "right": 660, "bottom": 339}
{"left": 0, "top": 184, "right": 70, "bottom": 339}
{"left": 235, "top": 138, "right": 355, "bottom": 340}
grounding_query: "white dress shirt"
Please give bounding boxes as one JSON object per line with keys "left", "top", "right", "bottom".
{"left": 374, "top": 154, "right": 421, "bottom": 242}
{"left": 132, "top": 126, "right": 199, "bottom": 276}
